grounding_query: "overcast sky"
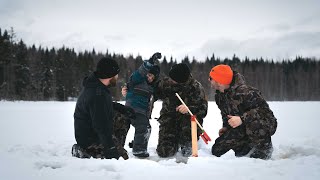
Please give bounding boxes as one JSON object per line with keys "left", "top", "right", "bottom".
{"left": 1, "top": 0, "right": 319, "bottom": 61}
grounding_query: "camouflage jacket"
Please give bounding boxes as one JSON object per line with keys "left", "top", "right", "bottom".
{"left": 154, "top": 77, "right": 208, "bottom": 120}
{"left": 215, "top": 71, "right": 277, "bottom": 132}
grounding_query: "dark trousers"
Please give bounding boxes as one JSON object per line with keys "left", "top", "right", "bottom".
{"left": 71, "top": 142, "right": 129, "bottom": 160}
{"left": 156, "top": 113, "right": 200, "bottom": 157}
{"left": 132, "top": 113, "right": 151, "bottom": 152}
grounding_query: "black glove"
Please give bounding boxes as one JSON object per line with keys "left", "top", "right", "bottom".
{"left": 148, "top": 52, "right": 162, "bottom": 64}
{"left": 128, "top": 140, "right": 134, "bottom": 148}
{"left": 113, "top": 102, "right": 125, "bottom": 112}
{"left": 104, "top": 146, "right": 120, "bottom": 160}
{"left": 113, "top": 102, "right": 136, "bottom": 119}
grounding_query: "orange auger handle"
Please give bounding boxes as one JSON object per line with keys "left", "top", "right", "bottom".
{"left": 190, "top": 115, "right": 198, "bottom": 157}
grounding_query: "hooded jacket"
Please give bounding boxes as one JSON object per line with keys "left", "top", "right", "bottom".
{"left": 125, "top": 60, "right": 159, "bottom": 117}
{"left": 74, "top": 73, "right": 115, "bottom": 149}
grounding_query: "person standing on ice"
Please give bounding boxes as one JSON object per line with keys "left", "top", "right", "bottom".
{"left": 72, "top": 57, "right": 130, "bottom": 160}
{"left": 155, "top": 63, "right": 208, "bottom": 157}
{"left": 121, "top": 52, "right": 161, "bottom": 158}
{"left": 208, "top": 64, "right": 277, "bottom": 159}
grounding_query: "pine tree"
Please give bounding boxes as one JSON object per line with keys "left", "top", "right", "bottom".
{"left": 15, "top": 39, "right": 30, "bottom": 99}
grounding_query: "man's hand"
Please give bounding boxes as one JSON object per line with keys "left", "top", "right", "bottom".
{"left": 112, "top": 102, "right": 135, "bottom": 120}
{"left": 104, "top": 146, "right": 120, "bottom": 160}
{"left": 176, "top": 105, "right": 188, "bottom": 114}
{"left": 117, "top": 146, "right": 129, "bottom": 160}
{"left": 227, "top": 115, "right": 242, "bottom": 128}
{"left": 218, "top": 127, "right": 228, "bottom": 136}
{"left": 121, "top": 85, "right": 128, "bottom": 97}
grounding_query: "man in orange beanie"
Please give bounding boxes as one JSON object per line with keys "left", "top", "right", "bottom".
{"left": 208, "top": 64, "right": 277, "bottom": 159}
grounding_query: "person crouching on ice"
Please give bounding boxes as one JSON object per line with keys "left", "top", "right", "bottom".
{"left": 209, "top": 64, "right": 277, "bottom": 159}
{"left": 155, "top": 63, "right": 208, "bottom": 157}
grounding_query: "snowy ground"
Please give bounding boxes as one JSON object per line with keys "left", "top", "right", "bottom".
{"left": 0, "top": 101, "right": 319, "bottom": 180}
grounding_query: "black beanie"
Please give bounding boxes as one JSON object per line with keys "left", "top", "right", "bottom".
{"left": 95, "top": 57, "right": 120, "bottom": 79}
{"left": 149, "top": 65, "right": 160, "bottom": 77}
{"left": 169, "top": 63, "right": 191, "bottom": 83}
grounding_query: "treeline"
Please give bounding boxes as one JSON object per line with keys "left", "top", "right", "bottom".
{"left": 0, "top": 28, "right": 319, "bottom": 101}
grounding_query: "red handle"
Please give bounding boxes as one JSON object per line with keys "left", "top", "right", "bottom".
{"left": 203, "top": 131, "right": 211, "bottom": 141}
{"left": 200, "top": 134, "right": 208, "bottom": 144}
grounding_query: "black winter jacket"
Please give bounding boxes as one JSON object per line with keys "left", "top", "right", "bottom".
{"left": 74, "top": 73, "right": 115, "bottom": 149}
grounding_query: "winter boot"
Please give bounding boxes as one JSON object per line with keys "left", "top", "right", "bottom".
{"left": 132, "top": 125, "right": 151, "bottom": 158}
{"left": 71, "top": 144, "right": 91, "bottom": 158}
{"left": 132, "top": 150, "right": 150, "bottom": 158}
{"left": 250, "top": 141, "right": 273, "bottom": 160}
{"left": 234, "top": 142, "right": 252, "bottom": 157}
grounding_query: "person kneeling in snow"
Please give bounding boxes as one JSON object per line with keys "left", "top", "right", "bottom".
{"left": 155, "top": 63, "right": 208, "bottom": 157}
{"left": 72, "top": 57, "right": 133, "bottom": 160}
{"left": 208, "top": 65, "right": 277, "bottom": 159}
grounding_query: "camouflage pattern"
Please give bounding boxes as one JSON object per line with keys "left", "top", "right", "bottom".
{"left": 154, "top": 77, "right": 208, "bottom": 157}
{"left": 211, "top": 72, "right": 277, "bottom": 159}
{"left": 72, "top": 143, "right": 126, "bottom": 159}
{"left": 112, "top": 103, "right": 134, "bottom": 159}
{"left": 112, "top": 102, "right": 134, "bottom": 148}
{"left": 72, "top": 140, "right": 129, "bottom": 160}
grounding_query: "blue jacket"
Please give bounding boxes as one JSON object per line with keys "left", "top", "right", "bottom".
{"left": 125, "top": 60, "right": 158, "bottom": 117}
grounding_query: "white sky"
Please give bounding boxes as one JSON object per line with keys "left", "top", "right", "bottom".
{"left": 1, "top": 0, "right": 320, "bottom": 61}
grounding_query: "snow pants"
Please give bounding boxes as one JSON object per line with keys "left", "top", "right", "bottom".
{"left": 211, "top": 118, "right": 277, "bottom": 159}
{"left": 156, "top": 113, "right": 203, "bottom": 157}
{"left": 132, "top": 113, "right": 151, "bottom": 153}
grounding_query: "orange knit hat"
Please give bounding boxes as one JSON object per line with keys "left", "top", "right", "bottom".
{"left": 209, "top": 65, "right": 233, "bottom": 85}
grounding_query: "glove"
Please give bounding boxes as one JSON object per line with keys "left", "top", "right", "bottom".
{"left": 117, "top": 146, "right": 129, "bottom": 160}
{"left": 218, "top": 127, "right": 228, "bottom": 136}
{"left": 148, "top": 52, "right": 162, "bottom": 64}
{"left": 104, "top": 146, "right": 120, "bottom": 160}
{"left": 113, "top": 102, "right": 136, "bottom": 119}
{"left": 128, "top": 140, "right": 133, "bottom": 148}
{"left": 113, "top": 102, "right": 125, "bottom": 112}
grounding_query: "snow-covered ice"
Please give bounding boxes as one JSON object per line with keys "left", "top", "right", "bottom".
{"left": 0, "top": 101, "right": 319, "bottom": 180}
